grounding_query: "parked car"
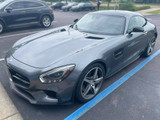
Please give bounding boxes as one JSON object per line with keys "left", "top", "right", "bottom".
{"left": 71, "top": 2, "right": 95, "bottom": 12}
{"left": 62, "top": 2, "right": 77, "bottom": 11}
{"left": 51, "top": 2, "right": 66, "bottom": 9}
{"left": 0, "top": 0, "right": 5, "bottom": 3}
{"left": 0, "top": 0, "right": 54, "bottom": 34}
{"left": 5, "top": 10, "right": 157, "bottom": 104}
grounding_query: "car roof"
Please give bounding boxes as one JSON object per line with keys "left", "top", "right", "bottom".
{"left": 92, "top": 10, "right": 142, "bottom": 18}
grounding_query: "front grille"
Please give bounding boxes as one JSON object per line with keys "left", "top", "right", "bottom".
{"left": 8, "top": 67, "right": 30, "bottom": 88}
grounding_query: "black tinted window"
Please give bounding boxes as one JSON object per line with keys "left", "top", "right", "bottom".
{"left": 23, "top": 1, "right": 43, "bottom": 8}
{"left": 9, "top": 2, "right": 24, "bottom": 9}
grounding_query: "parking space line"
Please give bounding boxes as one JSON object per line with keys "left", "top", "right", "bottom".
{"left": 0, "top": 58, "right": 4, "bottom": 62}
{"left": 0, "top": 22, "right": 57, "bottom": 39}
{"left": 65, "top": 49, "right": 160, "bottom": 120}
{"left": 0, "top": 31, "right": 41, "bottom": 39}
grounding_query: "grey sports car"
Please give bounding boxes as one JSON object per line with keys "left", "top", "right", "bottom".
{"left": 5, "top": 10, "right": 157, "bottom": 105}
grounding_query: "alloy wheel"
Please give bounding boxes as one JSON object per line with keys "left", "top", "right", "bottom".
{"left": 147, "top": 36, "right": 156, "bottom": 56}
{"left": 0, "top": 24, "right": 3, "bottom": 34}
{"left": 80, "top": 67, "right": 104, "bottom": 100}
{"left": 42, "top": 16, "right": 51, "bottom": 27}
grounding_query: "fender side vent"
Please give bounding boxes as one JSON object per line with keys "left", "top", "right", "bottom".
{"left": 60, "top": 29, "right": 66, "bottom": 32}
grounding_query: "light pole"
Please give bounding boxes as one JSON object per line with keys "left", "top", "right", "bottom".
{"left": 114, "top": 0, "right": 118, "bottom": 10}
{"left": 97, "top": 0, "right": 100, "bottom": 10}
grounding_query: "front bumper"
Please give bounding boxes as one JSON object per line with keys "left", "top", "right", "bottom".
{"left": 5, "top": 55, "right": 79, "bottom": 105}
{"left": 10, "top": 80, "right": 58, "bottom": 105}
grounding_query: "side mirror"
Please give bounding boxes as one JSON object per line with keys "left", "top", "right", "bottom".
{"left": 6, "top": 7, "right": 12, "bottom": 13}
{"left": 74, "top": 19, "right": 78, "bottom": 23}
{"left": 129, "top": 27, "right": 144, "bottom": 34}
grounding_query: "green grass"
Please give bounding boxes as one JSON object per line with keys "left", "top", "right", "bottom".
{"left": 134, "top": 6, "right": 151, "bottom": 11}
{"left": 148, "top": 10, "right": 160, "bottom": 14}
{"left": 119, "top": 2, "right": 151, "bottom": 11}
{"left": 136, "top": 3, "right": 160, "bottom": 6}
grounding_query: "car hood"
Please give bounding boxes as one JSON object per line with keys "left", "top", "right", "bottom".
{"left": 11, "top": 28, "right": 113, "bottom": 68}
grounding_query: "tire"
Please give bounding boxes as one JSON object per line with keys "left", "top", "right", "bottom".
{"left": 0, "top": 21, "right": 4, "bottom": 34}
{"left": 143, "top": 35, "right": 156, "bottom": 57}
{"left": 41, "top": 15, "right": 51, "bottom": 28}
{"left": 76, "top": 63, "right": 105, "bottom": 102}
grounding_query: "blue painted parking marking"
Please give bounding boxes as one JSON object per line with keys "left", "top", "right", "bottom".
{"left": 64, "top": 49, "right": 160, "bottom": 120}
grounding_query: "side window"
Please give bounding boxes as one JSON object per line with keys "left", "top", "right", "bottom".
{"left": 23, "top": 1, "right": 43, "bottom": 8}
{"left": 138, "top": 16, "right": 147, "bottom": 27}
{"left": 8, "top": 2, "right": 25, "bottom": 9}
{"left": 128, "top": 16, "right": 147, "bottom": 33}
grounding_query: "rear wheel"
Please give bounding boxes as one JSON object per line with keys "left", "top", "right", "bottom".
{"left": 41, "top": 15, "right": 51, "bottom": 28}
{"left": 143, "top": 35, "right": 156, "bottom": 57}
{"left": 76, "top": 63, "right": 105, "bottom": 102}
{"left": 0, "top": 21, "right": 4, "bottom": 34}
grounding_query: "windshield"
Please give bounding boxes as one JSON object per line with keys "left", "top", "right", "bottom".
{"left": 0, "top": 0, "right": 13, "bottom": 9}
{"left": 78, "top": 3, "right": 84, "bottom": 6}
{"left": 74, "top": 14, "right": 126, "bottom": 35}
{"left": 68, "top": 3, "right": 75, "bottom": 6}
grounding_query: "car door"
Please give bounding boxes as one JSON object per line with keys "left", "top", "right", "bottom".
{"left": 107, "top": 16, "right": 148, "bottom": 76}
{"left": 3, "top": 1, "right": 43, "bottom": 27}
{"left": 3, "top": 1, "right": 26, "bottom": 27}
{"left": 124, "top": 16, "right": 148, "bottom": 64}
{"left": 22, "top": 1, "right": 44, "bottom": 24}
{"left": 105, "top": 16, "right": 130, "bottom": 76}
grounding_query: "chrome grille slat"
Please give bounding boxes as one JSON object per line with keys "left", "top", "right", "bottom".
{"left": 8, "top": 67, "right": 30, "bottom": 88}
{"left": 12, "top": 75, "right": 30, "bottom": 84}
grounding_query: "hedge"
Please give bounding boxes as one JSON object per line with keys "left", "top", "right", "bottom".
{"left": 119, "top": 2, "right": 151, "bottom": 11}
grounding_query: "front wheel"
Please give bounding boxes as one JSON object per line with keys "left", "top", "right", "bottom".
{"left": 41, "top": 16, "right": 51, "bottom": 28}
{"left": 143, "top": 35, "right": 156, "bottom": 57}
{"left": 76, "top": 63, "right": 105, "bottom": 102}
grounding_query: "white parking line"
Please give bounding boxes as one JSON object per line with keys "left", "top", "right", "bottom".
{"left": 0, "top": 58, "right": 4, "bottom": 62}
{"left": 0, "top": 31, "right": 40, "bottom": 39}
{"left": 0, "top": 21, "right": 58, "bottom": 39}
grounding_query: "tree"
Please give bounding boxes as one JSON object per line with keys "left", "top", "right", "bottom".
{"left": 106, "top": 0, "right": 112, "bottom": 9}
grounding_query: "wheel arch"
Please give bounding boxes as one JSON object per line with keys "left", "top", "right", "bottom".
{"left": 71, "top": 59, "right": 109, "bottom": 102}
{"left": 86, "top": 59, "right": 108, "bottom": 75}
{"left": 154, "top": 32, "right": 158, "bottom": 39}
{"left": 0, "top": 18, "right": 6, "bottom": 28}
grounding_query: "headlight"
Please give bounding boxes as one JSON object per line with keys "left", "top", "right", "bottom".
{"left": 40, "top": 65, "right": 75, "bottom": 84}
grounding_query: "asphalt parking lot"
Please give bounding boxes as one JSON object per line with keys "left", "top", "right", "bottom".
{"left": 0, "top": 11, "right": 160, "bottom": 120}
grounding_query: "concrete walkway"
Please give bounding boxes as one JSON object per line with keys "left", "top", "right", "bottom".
{"left": 0, "top": 82, "right": 22, "bottom": 120}
{"left": 137, "top": 7, "right": 160, "bottom": 15}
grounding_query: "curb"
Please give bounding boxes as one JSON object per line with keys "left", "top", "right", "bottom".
{"left": 0, "top": 82, "right": 23, "bottom": 120}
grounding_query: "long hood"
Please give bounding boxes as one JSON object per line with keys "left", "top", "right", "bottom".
{"left": 11, "top": 28, "right": 113, "bottom": 68}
